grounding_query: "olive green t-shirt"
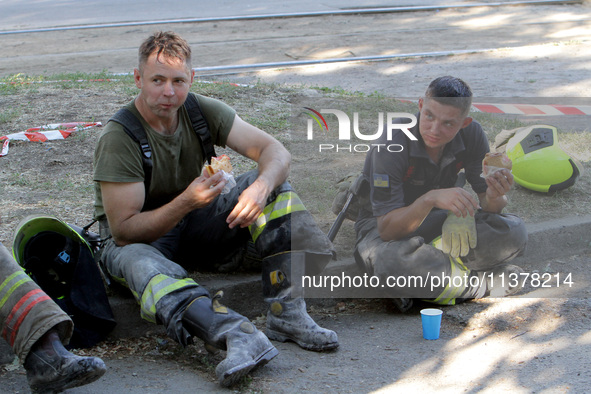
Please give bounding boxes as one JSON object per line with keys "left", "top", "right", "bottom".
{"left": 93, "top": 93, "right": 236, "bottom": 220}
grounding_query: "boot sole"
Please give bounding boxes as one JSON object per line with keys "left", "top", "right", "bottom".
{"left": 218, "top": 345, "right": 278, "bottom": 387}
{"left": 266, "top": 328, "right": 339, "bottom": 351}
{"left": 30, "top": 359, "right": 107, "bottom": 394}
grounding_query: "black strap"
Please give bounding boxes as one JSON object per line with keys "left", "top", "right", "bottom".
{"left": 184, "top": 93, "right": 217, "bottom": 164}
{"left": 108, "top": 94, "right": 216, "bottom": 196}
{"left": 109, "top": 108, "right": 154, "bottom": 193}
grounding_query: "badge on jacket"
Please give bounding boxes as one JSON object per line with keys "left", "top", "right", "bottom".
{"left": 373, "top": 174, "right": 389, "bottom": 188}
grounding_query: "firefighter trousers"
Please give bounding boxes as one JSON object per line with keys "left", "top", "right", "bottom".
{"left": 0, "top": 242, "right": 73, "bottom": 362}
{"left": 354, "top": 209, "right": 527, "bottom": 301}
{"left": 99, "top": 171, "right": 334, "bottom": 345}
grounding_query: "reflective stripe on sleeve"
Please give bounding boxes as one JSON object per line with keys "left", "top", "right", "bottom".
{"left": 2, "top": 288, "right": 51, "bottom": 345}
{"left": 0, "top": 271, "right": 33, "bottom": 310}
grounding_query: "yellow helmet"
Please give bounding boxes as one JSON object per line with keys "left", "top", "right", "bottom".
{"left": 506, "top": 125, "right": 582, "bottom": 193}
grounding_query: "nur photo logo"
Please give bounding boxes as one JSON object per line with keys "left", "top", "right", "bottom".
{"left": 303, "top": 107, "right": 418, "bottom": 153}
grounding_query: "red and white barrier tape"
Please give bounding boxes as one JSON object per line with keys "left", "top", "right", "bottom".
{"left": 472, "top": 103, "right": 591, "bottom": 116}
{"left": 0, "top": 122, "right": 102, "bottom": 157}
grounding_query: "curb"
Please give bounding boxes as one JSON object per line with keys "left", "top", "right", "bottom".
{"left": 514, "top": 214, "right": 591, "bottom": 265}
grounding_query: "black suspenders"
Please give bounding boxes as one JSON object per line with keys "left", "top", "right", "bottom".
{"left": 108, "top": 94, "right": 217, "bottom": 194}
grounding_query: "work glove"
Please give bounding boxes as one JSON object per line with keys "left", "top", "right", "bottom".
{"left": 441, "top": 211, "right": 477, "bottom": 258}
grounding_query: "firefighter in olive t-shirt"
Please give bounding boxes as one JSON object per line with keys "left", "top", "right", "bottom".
{"left": 93, "top": 31, "right": 337, "bottom": 387}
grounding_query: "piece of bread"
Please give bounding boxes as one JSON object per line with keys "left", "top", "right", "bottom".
{"left": 482, "top": 152, "right": 512, "bottom": 176}
{"left": 205, "top": 155, "right": 232, "bottom": 176}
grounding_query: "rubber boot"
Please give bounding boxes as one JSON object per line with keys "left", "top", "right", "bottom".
{"left": 262, "top": 253, "right": 339, "bottom": 351}
{"left": 182, "top": 293, "right": 278, "bottom": 387}
{"left": 266, "top": 298, "right": 339, "bottom": 351}
{"left": 391, "top": 298, "right": 414, "bottom": 313}
{"left": 451, "top": 264, "right": 525, "bottom": 303}
{"left": 481, "top": 264, "right": 525, "bottom": 297}
{"left": 23, "top": 330, "right": 106, "bottom": 394}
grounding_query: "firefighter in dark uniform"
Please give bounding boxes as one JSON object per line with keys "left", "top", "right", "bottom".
{"left": 355, "top": 76, "right": 527, "bottom": 308}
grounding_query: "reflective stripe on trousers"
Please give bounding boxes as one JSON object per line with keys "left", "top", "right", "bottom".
{"left": 431, "top": 255, "right": 470, "bottom": 305}
{"left": 140, "top": 275, "right": 199, "bottom": 323}
{"left": 0, "top": 242, "right": 72, "bottom": 361}
{"left": 249, "top": 191, "right": 307, "bottom": 242}
{"left": 99, "top": 241, "right": 201, "bottom": 322}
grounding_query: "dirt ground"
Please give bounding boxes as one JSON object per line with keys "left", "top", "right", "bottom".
{"left": 2, "top": 2, "right": 591, "bottom": 97}
{"left": 2, "top": 1, "right": 591, "bottom": 237}
{"left": 1, "top": 2, "right": 591, "bottom": 392}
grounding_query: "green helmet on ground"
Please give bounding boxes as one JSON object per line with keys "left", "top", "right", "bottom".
{"left": 506, "top": 125, "right": 582, "bottom": 193}
{"left": 12, "top": 214, "right": 93, "bottom": 300}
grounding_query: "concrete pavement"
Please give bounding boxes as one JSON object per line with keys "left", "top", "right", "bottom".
{"left": 0, "top": 0, "right": 557, "bottom": 31}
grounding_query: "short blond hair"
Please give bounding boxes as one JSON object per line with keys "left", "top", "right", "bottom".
{"left": 138, "top": 31, "right": 192, "bottom": 71}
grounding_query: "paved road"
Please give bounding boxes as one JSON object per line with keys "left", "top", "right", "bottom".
{"left": 2, "top": 1, "right": 551, "bottom": 31}
{"left": 0, "top": 0, "right": 467, "bottom": 31}
{"left": 2, "top": 291, "right": 591, "bottom": 393}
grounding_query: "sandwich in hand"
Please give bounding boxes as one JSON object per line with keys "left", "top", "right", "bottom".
{"left": 482, "top": 152, "right": 512, "bottom": 177}
{"left": 204, "top": 155, "right": 233, "bottom": 176}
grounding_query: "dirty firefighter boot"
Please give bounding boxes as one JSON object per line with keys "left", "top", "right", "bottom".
{"left": 452, "top": 264, "right": 525, "bottom": 303}
{"left": 23, "top": 330, "right": 106, "bottom": 394}
{"left": 266, "top": 298, "right": 339, "bottom": 351}
{"left": 430, "top": 246, "right": 526, "bottom": 304}
{"left": 481, "top": 264, "right": 525, "bottom": 297}
{"left": 263, "top": 253, "right": 338, "bottom": 351}
{"left": 391, "top": 298, "right": 414, "bottom": 313}
{"left": 182, "top": 293, "right": 278, "bottom": 387}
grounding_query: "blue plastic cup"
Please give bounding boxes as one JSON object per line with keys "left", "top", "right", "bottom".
{"left": 421, "top": 308, "right": 443, "bottom": 340}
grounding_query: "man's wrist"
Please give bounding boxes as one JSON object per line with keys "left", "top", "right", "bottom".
{"left": 420, "top": 190, "right": 437, "bottom": 211}
{"left": 482, "top": 193, "right": 507, "bottom": 213}
{"left": 254, "top": 175, "right": 275, "bottom": 196}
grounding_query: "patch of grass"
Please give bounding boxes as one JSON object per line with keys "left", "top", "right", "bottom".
{"left": 193, "top": 79, "right": 244, "bottom": 99}
{"left": 291, "top": 174, "right": 335, "bottom": 215}
{"left": 70, "top": 131, "right": 92, "bottom": 142}
{"left": 470, "top": 112, "right": 528, "bottom": 142}
{"left": 0, "top": 83, "right": 19, "bottom": 95}
{"left": 0, "top": 71, "right": 135, "bottom": 94}
{"left": 242, "top": 107, "right": 290, "bottom": 135}
{"left": 0, "top": 73, "right": 32, "bottom": 95}
{"left": 0, "top": 107, "right": 20, "bottom": 125}
{"left": 70, "top": 122, "right": 99, "bottom": 142}
{"left": 52, "top": 177, "right": 81, "bottom": 191}
{"left": 311, "top": 85, "right": 367, "bottom": 97}
{"left": 7, "top": 173, "right": 32, "bottom": 187}
{"left": 559, "top": 131, "right": 591, "bottom": 162}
